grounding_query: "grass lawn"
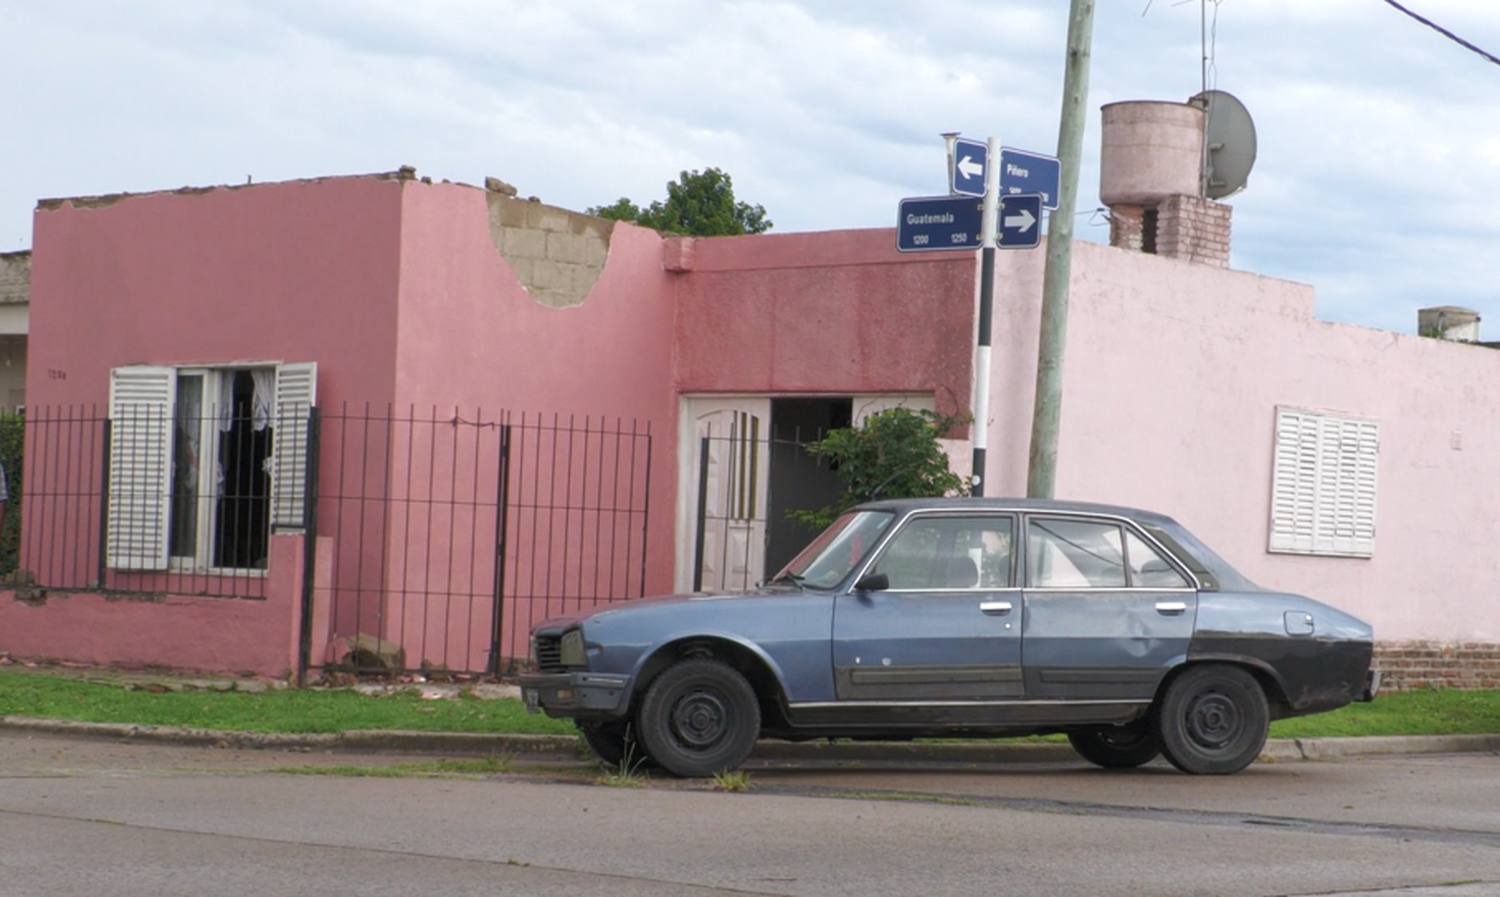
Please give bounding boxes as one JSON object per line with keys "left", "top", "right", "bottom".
{"left": 1, "top": 669, "right": 1497, "bottom": 740}
{"left": 0, "top": 671, "right": 576, "bottom": 737}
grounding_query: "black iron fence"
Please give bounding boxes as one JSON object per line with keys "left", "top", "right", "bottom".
{"left": 309, "top": 406, "right": 652, "bottom": 678}
{"left": 17, "top": 405, "right": 272, "bottom": 598}
{"left": 13, "top": 405, "right": 654, "bottom": 678}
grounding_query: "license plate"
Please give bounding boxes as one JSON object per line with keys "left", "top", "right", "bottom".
{"left": 523, "top": 687, "right": 540, "bottom": 713}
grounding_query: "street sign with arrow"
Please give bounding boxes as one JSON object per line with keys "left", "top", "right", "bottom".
{"left": 998, "top": 193, "right": 1042, "bottom": 249}
{"left": 949, "top": 137, "right": 987, "bottom": 197}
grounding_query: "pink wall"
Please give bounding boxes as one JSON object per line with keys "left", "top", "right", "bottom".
{"left": 394, "top": 182, "right": 678, "bottom": 420}
{"left": 673, "top": 229, "right": 976, "bottom": 420}
{"left": 987, "top": 238, "right": 1500, "bottom": 643}
{"left": 0, "top": 534, "right": 318, "bottom": 678}
{"left": 27, "top": 175, "right": 404, "bottom": 411}
{"left": 19, "top": 175, "right": 407, "bottom": 666}
{"left": 365, "top": 183, "right": 681, "bottom": 667}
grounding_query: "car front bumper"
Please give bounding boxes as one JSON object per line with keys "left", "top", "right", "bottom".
{"left": 518, "top": 671, "right": 631, "bottom": 719}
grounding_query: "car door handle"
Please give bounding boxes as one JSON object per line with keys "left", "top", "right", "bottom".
{"left": 979, "top": 601, "right": 1013, "bottom": 615}
{"left": 1155, "top": 601, "right": 1188, "bottom": 615}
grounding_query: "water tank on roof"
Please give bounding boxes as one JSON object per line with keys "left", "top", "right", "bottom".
{"left": 1099, "top": 101, "right": 1204, "bottom": 207}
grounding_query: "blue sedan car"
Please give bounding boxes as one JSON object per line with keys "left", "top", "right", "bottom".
{"left": 520, "top": 498, "right": 1378, "bottom": 778}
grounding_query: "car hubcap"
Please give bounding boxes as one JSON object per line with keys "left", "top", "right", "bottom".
{"left": 670, "top": 689, "right": 727, "bottom": 749}
{"left": 1186, "top": 691, "right": 1240, "bottom": 749}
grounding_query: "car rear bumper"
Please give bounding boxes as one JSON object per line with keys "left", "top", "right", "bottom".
{"left": 518, "top": 671, "right": 631, "bottom": 719}
{"left": 1360, "top": 668, "right": 1381, "bottom": 702}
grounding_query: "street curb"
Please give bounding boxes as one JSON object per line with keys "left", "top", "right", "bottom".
{"left": 3, "top": 716, "right": 1497, "bottom": 765}
{"left": 1290, "top": 733, "right": 1500, "bottom": 761}
{"left": 0, "top": 717, "right": 580, "bottom": 757}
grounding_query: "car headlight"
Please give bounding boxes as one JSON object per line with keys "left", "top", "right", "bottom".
{"left": 559, "top": 629, "right": 587, "bottom": 668}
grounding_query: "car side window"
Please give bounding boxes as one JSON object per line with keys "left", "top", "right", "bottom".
{"left": 1125, "top": 529, "right": 1191, "bottom": 588}
{"left": 870, "top": 515, "right": 1014, "bottom": 590}
{"left": 1027, "top": 518, "right": 1126, "bottom": 588}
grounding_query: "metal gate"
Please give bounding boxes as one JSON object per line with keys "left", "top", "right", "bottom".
{"left": 300, "top": 406, "right": 652, "bottom": 682}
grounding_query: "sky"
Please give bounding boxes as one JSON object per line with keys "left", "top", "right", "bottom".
{"left": 2, "top": 0, "right": 1497, "bottom": 336}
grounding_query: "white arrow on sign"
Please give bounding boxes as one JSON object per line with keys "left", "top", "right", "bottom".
{"left": 1003, "top": 207, "right": 1037, "bottom": 232}
{"left": 956, "top": 155, "right": 983, "bottom": 180}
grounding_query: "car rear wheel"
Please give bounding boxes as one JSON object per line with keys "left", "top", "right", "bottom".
{"left": 578, "top": 722, "right": 652, "bottom": 770}
{"left": 1068, "top": 723, "right": 1160, "bottom": 769}
{"left": 1155, "top": 664, "right": 1269, "bottom": 775}
{"left": 636, "top": 658, "right": 760, "bottom": 778}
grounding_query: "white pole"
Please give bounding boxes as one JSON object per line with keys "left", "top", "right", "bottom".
{"left": 970, "top": 136, "right": 1001, "bottom": 496}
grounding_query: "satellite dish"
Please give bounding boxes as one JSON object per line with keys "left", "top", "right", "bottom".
{"left": 1189, "top": 89, "right": 1257, "bottom": 199}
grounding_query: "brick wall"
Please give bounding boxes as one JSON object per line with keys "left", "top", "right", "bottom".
{"left": 1156, "top": 194, "right": 1231, "bottom": 268}
{"left": 1108, "top": 204, "right": 1146, "bottom": 253}
{"left": 1106, "top": 196, "right": 1231, "bottom": 268}
{"left": 1373, "top": 641, "right": 1500, "bottom": 692}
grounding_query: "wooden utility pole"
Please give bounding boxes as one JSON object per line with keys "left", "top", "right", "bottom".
{"left": 1026, "top": 0, "right": 1096, "bottom": 499}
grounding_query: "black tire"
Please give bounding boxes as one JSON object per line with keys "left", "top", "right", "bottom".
{"left": 1068, "top": 723, "right": 1160, "bottom": 769}
{"left": 635, "top": 658, "right": 761, "bottom": 778}
{"left": 1154, "top": 664, "right": 1269, "bottom": 775}
{"left": 578, "top": 722, "right": 651, "bottom": 770}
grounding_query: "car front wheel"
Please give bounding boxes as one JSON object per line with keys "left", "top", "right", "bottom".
{"left": 636, "top": 658, "right": 761, "bottom": 778}
{"left": 578, "top": 722, "right": 651, "bottom": 770}
{"left": 1155, "top": 664, "right": 1269, "bottom": 775}
{"left": 1068, "top": 723, "right": 1160, "bottom": 769}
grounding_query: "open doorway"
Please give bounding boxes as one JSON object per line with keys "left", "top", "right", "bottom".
{"left": 764, "top": 398, "right": 850, "bottom": 577}
{"left": 677, "top": 394, "right": 937, "bottom": 591}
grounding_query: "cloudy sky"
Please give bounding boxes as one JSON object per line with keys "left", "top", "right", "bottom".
{"left": 2, "top": 1, "right": 1496, "bottom": 335}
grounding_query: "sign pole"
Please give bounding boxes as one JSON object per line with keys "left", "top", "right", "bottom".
{"left": 1026, "top": 0, "right": 1095, "bottom": 499}
{"left": 971, "top": 135, "right": 1001, "bottom": 497}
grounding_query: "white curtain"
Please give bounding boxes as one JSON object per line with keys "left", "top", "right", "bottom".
{"left": 252, "top": 368, "right": 274, "bottom": 431}
{"left": 216, "top": 369, "right": 276, "bottom": 432}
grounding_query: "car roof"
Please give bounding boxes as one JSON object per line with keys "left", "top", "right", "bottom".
{"left": 851, "top": 496, "right": 1182, "bottom": 527}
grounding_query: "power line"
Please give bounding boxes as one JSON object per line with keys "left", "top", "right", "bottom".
{"left": 1382, "top": 0, "right": 1500, "bottom": 68}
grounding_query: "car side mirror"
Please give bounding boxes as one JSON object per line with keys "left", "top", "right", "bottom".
{"left": 853, "top": 572, "right": 889, "bottom": 592}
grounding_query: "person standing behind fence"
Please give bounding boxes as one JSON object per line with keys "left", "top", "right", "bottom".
{"left": 0, "top": 457, "right": 8, "bottom": 537}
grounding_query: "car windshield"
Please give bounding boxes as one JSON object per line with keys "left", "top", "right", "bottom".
{"left": 773, "top": 510, "right": 895, "bottom": 588}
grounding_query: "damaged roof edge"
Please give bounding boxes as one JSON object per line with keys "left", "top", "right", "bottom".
{"left": 34, "top": 166, "right": 421, "bottom": 213}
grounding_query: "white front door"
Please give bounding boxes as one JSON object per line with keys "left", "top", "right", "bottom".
{"left": 676, "top": 397, "right": 772, "bottom": 592}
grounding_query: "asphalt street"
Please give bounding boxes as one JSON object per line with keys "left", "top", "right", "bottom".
{"left": 2, "top": 728, "right": 1499, "bottom": 897}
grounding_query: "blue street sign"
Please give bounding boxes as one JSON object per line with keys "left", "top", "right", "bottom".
{"left": 896, "top": 195, "right": 983, "bottom": 253}
{"left": 950, "top": 137, "right": 988, "bottom": 197}
{"left": 998, "top": 193, "right": 1042, "bottom": 250}
{"left": 1000, "top": 147, "right": 1061, "bottom": 210}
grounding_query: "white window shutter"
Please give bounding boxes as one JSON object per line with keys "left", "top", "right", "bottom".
{"left": 107, "top": 366, "right": 174, "bottom": 570}
{"left": 1269, "top": 407, "right": 1378, "bottom": 558}
{"left": 270, "top": 362, "right": 317, "bottom": 531}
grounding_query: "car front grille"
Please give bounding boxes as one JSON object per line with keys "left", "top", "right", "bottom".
{"left": 534, "top": 634, "right": 563, "bottom": 672}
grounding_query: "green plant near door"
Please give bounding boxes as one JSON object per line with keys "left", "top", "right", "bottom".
{"left": 790, "top": 407, "right": 971, "bottom": 531}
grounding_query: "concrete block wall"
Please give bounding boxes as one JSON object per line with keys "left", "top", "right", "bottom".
{"left": 1373, "top": 641, "right": 1500, "bottom": 692}
{"left": 0, "top": 251, "right": 29, "bottom": 305}
{"left": 484, "top": 189, "right": 615, "bottom": 309}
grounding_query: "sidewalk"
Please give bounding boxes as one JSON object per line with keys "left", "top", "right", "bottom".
{"left": 3, "top": 713, "right": 1498, "bottom": 767}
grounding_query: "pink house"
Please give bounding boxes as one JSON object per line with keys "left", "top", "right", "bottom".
{"left": 4, "top": 101, "right": 1498, "bottom": 689}
{"left": 3, "top": 168, "right": 974, "bottom": 680}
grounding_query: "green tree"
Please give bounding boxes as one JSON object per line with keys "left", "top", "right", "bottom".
{"left": 587, "top": 197, "right": 643, "bottom": 224}
{"left": 791, "top": 407, "right": 970, "bottom": 531}
{"left": 588, "top": 167, "right": 771, "bottom": 236}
